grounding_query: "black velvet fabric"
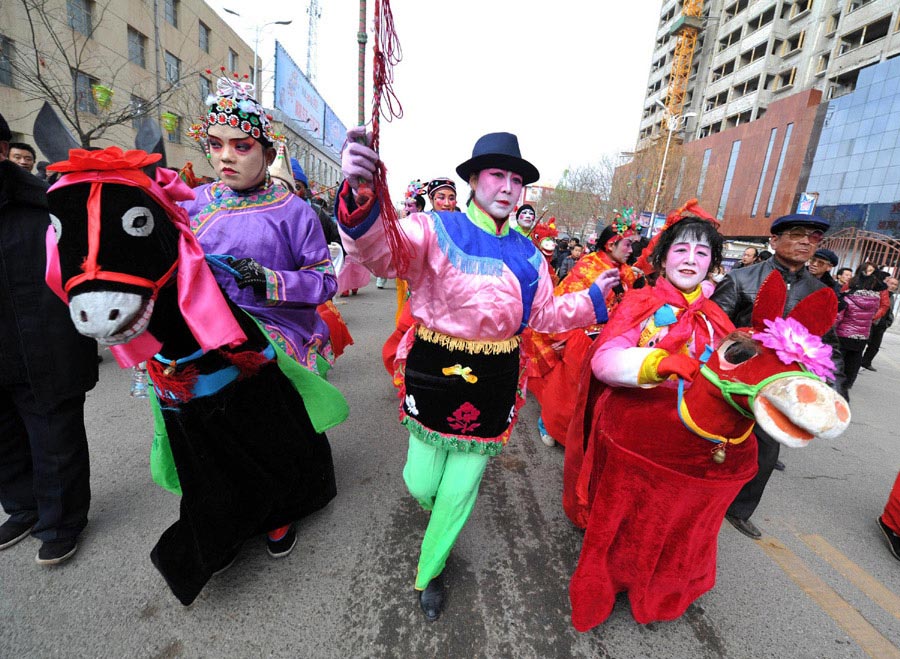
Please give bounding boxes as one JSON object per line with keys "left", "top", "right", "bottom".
{"left": 402, "top": 338, "right": 519, "bottom": 439}
{"left": 150, "top": 362, "right": 336, "bottom": 605}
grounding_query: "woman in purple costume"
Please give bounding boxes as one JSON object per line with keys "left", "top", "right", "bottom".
{"left": 182, "top": 76, "right": 338, "bottom": 377}
{"left": 181, "top": 75, "right": 338, "bottom": 556}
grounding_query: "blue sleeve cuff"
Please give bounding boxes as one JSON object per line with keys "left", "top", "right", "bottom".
{"left": 341, "top": 200, "right": 381, "bottom": 240}
{"left": 588, "top": 283, "right": 609, "bottom": 323}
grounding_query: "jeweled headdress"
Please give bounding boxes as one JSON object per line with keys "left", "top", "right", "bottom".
{"left": 188, "top": 70, "right": 280, "bottom": 145}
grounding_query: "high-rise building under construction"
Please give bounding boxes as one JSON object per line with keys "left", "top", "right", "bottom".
{"left": 619, "top": 0, "right": 900, "bottom": 244}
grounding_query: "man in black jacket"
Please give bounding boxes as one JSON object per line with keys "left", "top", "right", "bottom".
{"left": 711, "top": 213, "right": 846, "bottom": 540}
{"left": 0, "top": 112, "right": 98, "bottom": 565}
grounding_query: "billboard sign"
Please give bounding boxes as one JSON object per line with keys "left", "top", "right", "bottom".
{"left": 273, "top": 42, "right": 324, "bottom": 137}
{"left": 797, "top": 192, "right": 819, "bottom": 215}
{"left": 323, "top": 104, "right": 346, "bottom": 152}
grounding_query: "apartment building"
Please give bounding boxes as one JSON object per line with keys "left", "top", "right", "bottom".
{"left": 0, "top": 0, "right": 340, "bottom": 192}
{"left": 638, "top": 0, "right": 900, "bottom": 147}
{"left": 621, "top": 0, "right": 900, "bottom": 239}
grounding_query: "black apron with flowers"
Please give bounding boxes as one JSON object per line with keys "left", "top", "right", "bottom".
{"left": 402, "top": 337, "right": 520, "bottom": 439}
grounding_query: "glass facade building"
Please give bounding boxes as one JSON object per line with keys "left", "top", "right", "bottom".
{"left": 807, "top": 56, "right": 900, "bottom": 239}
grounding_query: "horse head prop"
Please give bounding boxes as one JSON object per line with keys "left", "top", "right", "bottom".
{"left": 45, "top": 147, "right": 245, "bottom": 366}
{"left": 680, "top": 272, "right": 851, "bottom": 463}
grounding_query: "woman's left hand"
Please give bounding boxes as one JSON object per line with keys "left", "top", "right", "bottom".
{"left": 594, "top": 268, "right": 620, "bottom": 297}
{"left": 229, "top": 257, "right": 268, "bottom": 294}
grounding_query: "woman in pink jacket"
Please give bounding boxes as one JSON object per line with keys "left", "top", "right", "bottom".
{"left": 835, "top": 266, "right": 883, "bottom": 393}
{"left": 338, "top": 129, "right": 619, "bottom": 621}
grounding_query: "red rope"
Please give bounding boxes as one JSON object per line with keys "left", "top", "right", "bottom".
{"left": 365, "top": 0, "right": 413, "bottom": 277}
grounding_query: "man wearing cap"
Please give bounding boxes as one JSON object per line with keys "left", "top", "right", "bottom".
{"left": 711, "top": 213, "right": 845, "bottom": 540}
{"left": 807, "top": 248, "right": 840, "bottom": 293}
{"left": 338, "top": 128, "right": 620, "bottom": 621}
{"left": 0, "top": 111, "right": 98, "bottom": 565}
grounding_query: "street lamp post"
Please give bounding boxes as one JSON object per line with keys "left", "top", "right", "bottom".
{"left": 223, "top": 9, "right": 292, "bottom": 89}
{"left": 648, "top": 101, "right": 696, "bottom": 238}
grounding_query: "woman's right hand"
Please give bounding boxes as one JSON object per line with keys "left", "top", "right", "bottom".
{"left": 342, "top": 126, "right": 379, "bottom": 195}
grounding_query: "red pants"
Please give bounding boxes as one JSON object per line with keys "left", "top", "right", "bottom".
{"left": 883, "top": 472, "right": 900, "bottom": 534}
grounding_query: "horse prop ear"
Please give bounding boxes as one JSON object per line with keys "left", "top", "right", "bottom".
{"left": 134, "top": 117, "right": 167, "bottom": 176}
{"left": 751, "top": 272, "right": 787, "bottom": 331}
{"left": 33, "top": 102, "right": 80, "bottom": 163}
{"left": 787, "top": 287, "right": 838, "bottom": 337}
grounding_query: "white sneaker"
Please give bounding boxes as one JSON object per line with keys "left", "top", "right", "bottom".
{"left": 540, "top": 433, "right": 556, "bottom": 447}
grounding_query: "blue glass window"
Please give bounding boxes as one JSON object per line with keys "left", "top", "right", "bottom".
{"left": 717, "top": 140, "right": 742, "bottom": 218}
{"left": 766, "top": 123, "right": 793, "bottom": 216}
{"left": 752, "top": 128, "right": 778, "bottom": 216}
{"left": 697, "top": 149, "right": 712, "bottom": 197}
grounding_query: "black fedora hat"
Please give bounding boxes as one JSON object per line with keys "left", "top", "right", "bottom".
{"left": 456, "top": 132, "right": 539, "bottom": 185}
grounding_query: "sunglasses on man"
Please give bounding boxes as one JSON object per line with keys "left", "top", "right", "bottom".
{"left": 778, "top": 227, "right": 825, "bottom": 243}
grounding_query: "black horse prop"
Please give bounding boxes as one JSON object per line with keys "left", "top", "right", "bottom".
{"left": 45, "top": 147, "right": 344, "bottom": 605}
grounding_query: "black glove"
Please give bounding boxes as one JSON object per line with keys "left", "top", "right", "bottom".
{"left": 229, "top": 257, "right": 268, "bottom": 294}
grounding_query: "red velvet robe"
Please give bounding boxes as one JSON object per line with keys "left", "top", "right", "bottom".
{"left": 565, "top": 278, "right": 759, "bottom": 629}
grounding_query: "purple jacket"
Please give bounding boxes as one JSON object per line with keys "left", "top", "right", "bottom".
{"left": 835, "top": 289, "right": 880, "bottom": 340}
{"left": 182, "top": 181, "right": 337, "bottom": 372}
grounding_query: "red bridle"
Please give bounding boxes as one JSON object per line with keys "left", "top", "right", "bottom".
{"left": 62, "top": 182, "right": 178, "bottom": 298}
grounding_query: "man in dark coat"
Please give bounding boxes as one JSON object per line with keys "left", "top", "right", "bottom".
{"left": 711, "top": 214, "right": 846, "bottom": 540}
{"left": 0, "top": 112, "right": 98, "bottom": 565}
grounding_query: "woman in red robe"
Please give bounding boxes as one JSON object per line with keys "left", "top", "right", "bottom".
{"left": 565, "top": 214, "right": 756, "bottom": 629}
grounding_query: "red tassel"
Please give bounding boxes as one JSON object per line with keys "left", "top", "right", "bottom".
{"left": 146, "top": 360, "right": 199, "bottom": 403}
{"left": 220, "top": 348, "right": 272, "bottom": 380}
{"left": 360, "top": 0, "right": 412, "bottom": 277}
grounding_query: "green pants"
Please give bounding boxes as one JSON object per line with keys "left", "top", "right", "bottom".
{"left": 403, "top": 432, "right": 489, "bottom": 590}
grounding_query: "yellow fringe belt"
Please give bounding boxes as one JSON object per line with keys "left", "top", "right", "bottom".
{"left": 415, "top": 325, "right": 520, "bottom": 355}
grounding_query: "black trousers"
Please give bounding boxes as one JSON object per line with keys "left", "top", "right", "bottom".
{"left": 861, "top": 322, "right": 888, "bottom": 367}
{"left": 0, "top": 384, "right": 90, "bottom": 542}
{"left": 727, "top": 427, "right": 779, "bottom": 521}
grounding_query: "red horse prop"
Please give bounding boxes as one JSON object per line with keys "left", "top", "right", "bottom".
{"left": 567, "top": 272, "right": 851, "bottom": 629}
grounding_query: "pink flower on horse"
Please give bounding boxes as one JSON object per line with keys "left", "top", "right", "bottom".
{"left": 753, "top": 316, "right": 835, "bottom": 380}
{"left": 447, "top": 402, "right": 481, "bottom": 434}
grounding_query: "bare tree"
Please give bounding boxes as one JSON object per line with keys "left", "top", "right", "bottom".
{"left": 536, "top": 156, "right": 620, "bottom": 240}
{"left": 608, "top": 137, "right": 701, "bottom": 229}
{"left": 10, "top": 0, "right": 195, "bottom": 147}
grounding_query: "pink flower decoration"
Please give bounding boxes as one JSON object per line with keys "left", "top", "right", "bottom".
{"left": 447, "top": 402, "right": 481, "bottom": 434}
{"left": 752, "top": 316, "right": 835, "bottom": 380}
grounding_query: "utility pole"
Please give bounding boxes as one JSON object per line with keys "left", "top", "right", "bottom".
{"left": 307, "top": 0, "right": 321, "bottom": 83}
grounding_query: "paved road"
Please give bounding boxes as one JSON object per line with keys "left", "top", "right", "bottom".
{"left": 2, "top": 280, "right": 900, "bottom": 658}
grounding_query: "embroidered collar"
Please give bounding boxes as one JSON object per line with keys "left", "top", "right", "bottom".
{"left": 466, "top": 202, "right": 510, "bottom": 237}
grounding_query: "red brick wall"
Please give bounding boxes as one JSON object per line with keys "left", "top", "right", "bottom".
{"left": 615, "top": 89, "right": 824, "bottom": 238}
{"left": 682, "top": 89, "right": 823, "bottom": 237}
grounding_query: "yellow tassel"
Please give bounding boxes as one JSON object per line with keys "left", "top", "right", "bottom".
{"left": 415, "top": 325, "right": 519, "bottom": 354}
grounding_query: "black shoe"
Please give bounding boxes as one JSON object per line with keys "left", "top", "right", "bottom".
{"left": 878, "top": 516, "right": 900, "bottom": 561}
{"left": 212, "top": 547, "right": 240, "bottom": 575}
{"left": 0, "top": 519, "right": 36, "bottom": 550}
{"left": 862, "top": 364, "right": 876, "bottom": 372}
{"left": 725, "top": 514, "right": 762, "bottom": 539}
{"left": 35, "top": 538, "right": 78, "bottom": 565}
{"left": 773, "top": 460, "right": 785, "bottom": 471}
{"left": 418, "top": 576, "right": 445, "bottom": 622}
{"left": 266, "top": 523, "right": 297, "bottom": 559}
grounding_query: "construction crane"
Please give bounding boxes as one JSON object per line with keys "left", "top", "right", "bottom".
{"left": 663, "top": 0, "right": 704, "bottom": 121}
{"left": 306, "top": 0, "right": 321, "bottom": 83}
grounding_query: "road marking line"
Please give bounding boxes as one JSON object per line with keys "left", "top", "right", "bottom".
{"left": 758, "top": 536, "right": 900, "bottom": 659}
{"left": 801, "top": 534, "right": 900, "bottom": 622}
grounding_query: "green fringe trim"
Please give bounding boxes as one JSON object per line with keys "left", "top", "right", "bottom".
{"left": 402, "top": 414, "right": 505, "bottom": 457}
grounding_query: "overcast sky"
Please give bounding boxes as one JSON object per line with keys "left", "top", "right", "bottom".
{"left": 212, "top": 1, "right": 662, "bottom": 203}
